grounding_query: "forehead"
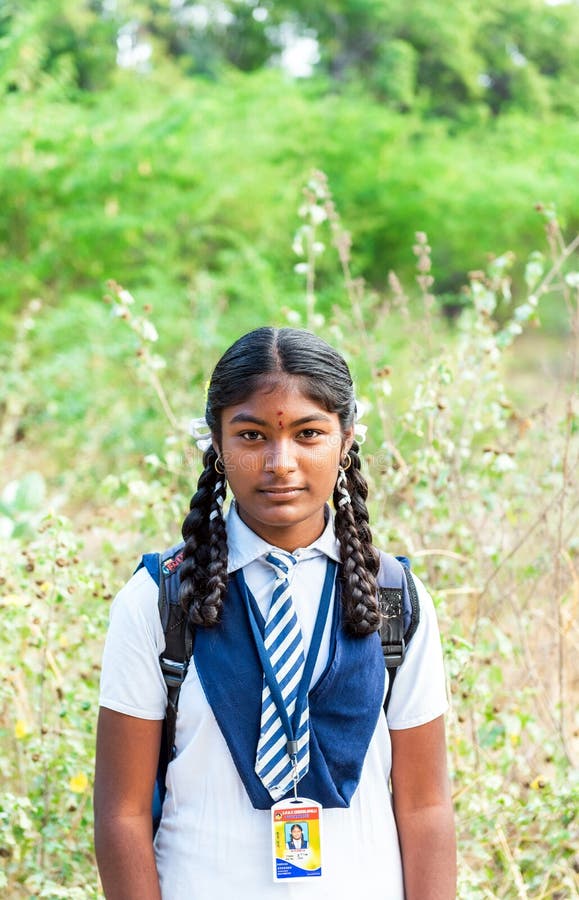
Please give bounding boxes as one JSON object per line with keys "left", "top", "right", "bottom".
{"left": 222, "top": 377, "right": 337, "bottom": 422}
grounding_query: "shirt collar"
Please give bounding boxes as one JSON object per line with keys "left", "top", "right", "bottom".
{"left": 225, "top": 502, "right": 341, "bottom": 573}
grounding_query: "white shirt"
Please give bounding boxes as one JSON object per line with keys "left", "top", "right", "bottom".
{"left": 99, "top": 506, "right": 448, "bottom": 899}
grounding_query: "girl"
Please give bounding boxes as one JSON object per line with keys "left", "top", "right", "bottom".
{"left": 94, "top": 327, "right": 456, "bottom": 899}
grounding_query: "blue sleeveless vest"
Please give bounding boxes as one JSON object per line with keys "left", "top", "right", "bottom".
{"left": 140, "top": 546, "right": 414, "bottom": 810}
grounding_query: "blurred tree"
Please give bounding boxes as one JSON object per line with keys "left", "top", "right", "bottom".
{"left": 0, "top": 0, "right": 118, "bottom": 93}
{"left": 272, "top": 0, "right": 579, "bottom": 116}
{"left": 2, "top": 0, "right": 578, "bottom": 116}
{"left": 370, "top": 39, "right": 418, "bottom": 111}
{"left": 477, "top": 0, "right": 579, "bottom": 116}
{"left": 104, "top": 0, "right": 283, "bottom": 76}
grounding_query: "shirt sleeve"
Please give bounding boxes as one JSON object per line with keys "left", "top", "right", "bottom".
{"left": 98, "top": 566, "right": 168, "bottom": 719}
{"left": 386, "top": 574, "right": 448, "bottom": 730}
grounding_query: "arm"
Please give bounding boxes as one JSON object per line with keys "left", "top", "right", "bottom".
{"left": 391, "top": 716, "right": 456, "bottom": 900}
{"left": 94, "top": 707, "right": 163, "bottom": 900}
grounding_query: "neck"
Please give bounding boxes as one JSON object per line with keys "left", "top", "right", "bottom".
{"left": 235, "top": 504, "right": 327, "bottom": 552}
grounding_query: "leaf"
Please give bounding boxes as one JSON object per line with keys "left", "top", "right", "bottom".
{"left": 16, "top": 472, "right": 46, "bottom": 511}
{"left": 524, "top": 253, "right": 544, "bottom": 290}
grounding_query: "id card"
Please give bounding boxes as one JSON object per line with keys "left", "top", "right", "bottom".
{"left": 271, "top": 797, "right": 322, "bottom": 881}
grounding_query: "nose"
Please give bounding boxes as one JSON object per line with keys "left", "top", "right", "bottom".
{"left": 264, "top": 440, "right": 297, "bottom": 474}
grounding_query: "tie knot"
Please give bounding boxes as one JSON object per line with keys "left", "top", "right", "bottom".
{"left": 265, "top": 550, "right": 297, "bottom": 579}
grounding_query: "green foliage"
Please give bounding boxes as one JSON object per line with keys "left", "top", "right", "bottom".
{"left": 0, "top": 471, "right": 46, "bottom": 540}
{"left": 0, "top": 68, "right": 578, "bottom": 340}
{"left": 0, "top": 2, "right": 578, "bottom": 342}
{"left": 0, "top": 0, "right": 118, "bottom": 95}
{"left": 0, "top": 514, "right": 112, "bottom": 897}
{"left": 370, "top": 39, "right": 418, "bottom": 110}
{"left": 479, "top": 0, "right": 579, "bottom": 117}
{"left": 238, "top": 0, "right": 579, "bottom": 116}
{"left": 2, "top": 0, "right": 579, "bottom": 116}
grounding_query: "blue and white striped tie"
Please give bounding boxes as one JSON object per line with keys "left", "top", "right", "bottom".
{"left": 254, "top": 550, "right": 309, "bottom": 800}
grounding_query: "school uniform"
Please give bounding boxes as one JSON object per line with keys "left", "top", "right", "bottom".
{"left": 99, "top": 504, "right": 448, "bottom": 899}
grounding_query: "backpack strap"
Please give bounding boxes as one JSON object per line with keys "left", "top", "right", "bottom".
{"left": 158, "top": 552, "right": 194, "bottom": 768}
{"left": 139, "top": 545, "right": 193, "bottom": 734}
{"left": 137, "top": 544, "right": 192, "bottom": 833}
{"left": 378, "top": 554, "right": 420, "bottom": 715}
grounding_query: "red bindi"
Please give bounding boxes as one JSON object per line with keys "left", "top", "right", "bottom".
{"left": 277, "top": 410, "right": 284, "bottom": 428}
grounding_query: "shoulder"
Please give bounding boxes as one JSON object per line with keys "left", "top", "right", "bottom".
{"left": 107, "top": 564, "right": 163, "bottom": 651}
{"left": 403, "top": 571, "right": 438, "bottom": 630}
{"left": 111, "top": 565, "right": 159, "bottom": 617}
{"left": 375, "top": 549, "right": 406, "bottom": 582}
{"left": 99, "top": 563, "right": 168, "bottom": 719}
{"left": 137, "top": 542, "right": 186, "bottom": 587}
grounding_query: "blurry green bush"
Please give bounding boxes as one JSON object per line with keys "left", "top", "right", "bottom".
{"left": 1, "top": 68, "right": 578, "bottom": 340}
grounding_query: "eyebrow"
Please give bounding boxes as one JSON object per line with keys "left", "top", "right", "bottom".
{"left": 228, "top": 413, "right": 333, "bottom": 427}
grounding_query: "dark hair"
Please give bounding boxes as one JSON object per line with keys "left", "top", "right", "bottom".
{"left": 179, "top": 327, "right": 380, "bottom": 636}
{"left": 290, "top": 824, "right": 303, "bottom": 835}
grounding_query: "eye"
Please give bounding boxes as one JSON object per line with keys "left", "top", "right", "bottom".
{"left": 297, "top": 428, "right": 322, "bottom": 440}
{"left": 239, "top": 430, "right": 264, "bottom": 442}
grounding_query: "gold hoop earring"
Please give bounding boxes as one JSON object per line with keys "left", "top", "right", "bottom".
{"left": 214, "top": 456, "right": 225, "bottom": 475}
{"left": 341, "top": 452, "right": 352, "bottom": 471}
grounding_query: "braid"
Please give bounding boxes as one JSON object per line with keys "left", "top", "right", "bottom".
{"left": 333, "top": 442, "right": 381, "bottom": 636}
{"left": 179, "top": 446, "right": 229, "bottom": 627}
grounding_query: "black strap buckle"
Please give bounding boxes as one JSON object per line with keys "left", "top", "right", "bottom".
{"left": 160, "top": 657, "right": 188, "bottom": 688}
{"left": 381, "top": 640, "right": 405, "bottom": 667}
{"left": 378, "top": 587, "right": 406, "bottom": 668}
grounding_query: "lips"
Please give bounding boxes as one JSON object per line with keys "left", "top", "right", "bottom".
{"left": 259, "top": 486, "right": 305, "bottom": 495}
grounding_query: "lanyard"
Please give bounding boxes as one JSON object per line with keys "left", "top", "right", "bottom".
{"left": 235, "top": 558, "right": 337, "bottom": 752}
